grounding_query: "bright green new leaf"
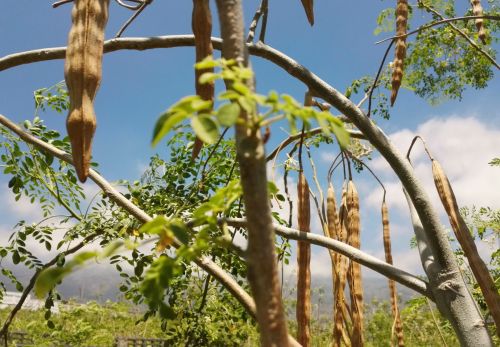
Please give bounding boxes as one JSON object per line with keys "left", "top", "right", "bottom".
{"left": 216, "top": 103, "right": 240, "bottom": 127}
{"left": 191, "top": 115, "right": 220, "bottom": 144}
{"left": 151, "top": 111, "right": 189, "bottom": 147}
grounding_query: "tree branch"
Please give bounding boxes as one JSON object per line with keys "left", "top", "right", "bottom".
{"left": 224, "top": 218, "right": 433, "bottom": 299}
{"left": 0, "top": 113, "right": 257, "bottom": 326}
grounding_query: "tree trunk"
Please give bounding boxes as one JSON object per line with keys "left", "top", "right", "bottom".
{"left": 214, "top": 1, "right": 290, "bottom": 346}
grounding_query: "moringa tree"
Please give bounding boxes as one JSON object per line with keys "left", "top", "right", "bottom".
{"left": 0, "top": 1, "right": 499, "bottom": 346}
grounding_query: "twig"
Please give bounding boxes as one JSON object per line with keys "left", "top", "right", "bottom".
{"left": 266, "top": 127, "right": 363, "bottom": 162}
{"left": 305, "top": 145, "right": 326, "bottom": 225}
{"left": 367, "top": 39, "right": 395, "bottom": 118}
{"left": 115, "top": 0, "right": 153, "bottom": 38}
{"left": 426, "top": 297, "right": 449, "bottom": 347}
{"left": 406, "top": 135, "right": 434, "bottom": 162}
{"left": 417, "top": 2, "right": 500, "bottom": 70}
{"left": 376, "top": 15, "right": 500, "bottom": 45}
{"left": 52, "top": 0, "right": 73, "bottom": 8}
{"left": 246, "top": 0, "right": 269, "bottom": 43}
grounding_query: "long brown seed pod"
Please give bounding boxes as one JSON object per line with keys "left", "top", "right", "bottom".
{"left": 297, "top": 172, "right": 311, "bottom": 347}
{"left": 346, "top": 180, "right": 364, "bottom": 347}
{"left": 432, "top": 158, "right": 500, "bottom": 335}
{"left": 390, "top": 0, "right": 408, "bottom": 106}
{"left": 382, "top": 201, "right": 404, "bottom": 347}
{"left": 471, "top": 0, "right": 487, "bottom": 44}
{"left": 65, "top": 0, "right": 110, "bottom": 182}
{"left": 333, "top": 184, "right": 350, "bottom": 346}
{"left": 300, "top": 0, "right": 314, "bottom": 26}
{"left": 191, "top": 0, "right": 214, "bottom": 160}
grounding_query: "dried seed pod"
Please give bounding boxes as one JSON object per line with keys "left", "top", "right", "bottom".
{"left": 390, "top": 0, "right": 408, "bottom": 106}
{"left": 346, "top": 180, "right": 364, "bottom": 347}
{"left": 333, "top": 182, "right": 350, "bottom": 347}
{"left": 382, "top": 201, "right": 404, "bottom": 347}
{"left": 297, "top": 172, "right": 311, "bottom": 346}
{"left": 191, "top": 0, "right": 214, "bottom": 160}
{"left": 300, "top": 0, "right": 314, "bottom": 26}
{"left": 327, "top": 183, "right": 341, "bottom": 240}
{"left": 432, "top": 158, "right": 500, "bottom": 333}
{"left": 471, "top": 0, "right": 487, "bottom": 44}
{"left": 65, "top": 0, "right": 110, "bottom": 182}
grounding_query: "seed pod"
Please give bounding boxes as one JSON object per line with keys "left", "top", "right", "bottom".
{"left": 346, "top": 180, "right": 364, "bottom": 347}
{"left": 191, "top": 0, "right": 214, "bottom": 160}
{"left": 432, "top": 158, "right": 500, "bottom": 333}
{"left": 382, "top": 201, "right": 404, "bottom": 347}
{"left": 390, "top": 0, "right": 408, "bottom": 106}
{"left": 300, "top": 0, "right": 315, "bottom": 26}
{"left": 333, "top": 182, "right": 350, "bottom": 347}
{"left": 65, "top": 0, "right": 110, "bottom": 182}
{"left": 471, "top": 0, "right": 487, "bottom": 44}
{"left": 327, "top": 183, "right": 341, "bottom": 240}
{"left": 297, "top": 172, "right": 311, "bottom": 346}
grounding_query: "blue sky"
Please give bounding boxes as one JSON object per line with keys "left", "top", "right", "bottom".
{"left": 1, "top": 1, "right": 499, "bottom": 282}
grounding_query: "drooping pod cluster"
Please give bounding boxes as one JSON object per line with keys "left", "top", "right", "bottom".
{"left": 390, "top": 0, "right": 408, "bottom": 106}
{"left": 382, "top": 201, "right": 404, "bottom": 347}
{"left": 191, "top": 0, "right": 214, "bottom": 160}
{"left": 432, "top": 158, "right": 500, "bottom": 333}
{"left": 296, "top": 172, "right": 312, "bottom": 347}
{"left": 346, "top": 180, "right": 364, "bottom": 347}
{"left": 65, "top": 0, "right": 110, "bottom": 182}
{"left": 470, "top": 0, "right": 487, "bottom": 44}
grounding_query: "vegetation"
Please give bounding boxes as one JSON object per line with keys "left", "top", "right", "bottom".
{"left": 0, "top": 1, "right": 499, "bottom": 346}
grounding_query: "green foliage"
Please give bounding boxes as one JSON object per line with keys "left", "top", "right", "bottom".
{"left": 489, "top": 157, "right": 500, "bottom": 166}
{"left": 0, "top": 300, "right": 258, "bottom": 346}
{"left": 152, "top": 58, "right": 350, "bottom": 149}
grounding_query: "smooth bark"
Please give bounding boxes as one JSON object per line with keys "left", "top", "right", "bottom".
{"left": 214, "top": 1, "right": 290, "bottom": 346}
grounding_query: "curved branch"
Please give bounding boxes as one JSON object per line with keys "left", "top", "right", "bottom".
{"left": 0, "top": 113, "right": 256, "bottom": 322}
{"left": 224, "top": 218, "right": 433, "bottom": 299}
{"left": 266, "top": 126, "right": 364, "bottom": 162}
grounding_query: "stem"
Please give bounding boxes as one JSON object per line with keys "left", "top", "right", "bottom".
{"left": 214, "top": 2, "right": 290, "bottom": 346}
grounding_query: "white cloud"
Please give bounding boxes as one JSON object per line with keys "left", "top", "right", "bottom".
{"left": 368, "top": 116, "right": 500, "bottom": 212}
{"left": 0, "top": 186, "right": 43, "bottom": 221}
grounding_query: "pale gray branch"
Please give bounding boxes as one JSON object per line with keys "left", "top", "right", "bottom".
{"left": 224, "top": 218, "right": 433, "bottom": 299}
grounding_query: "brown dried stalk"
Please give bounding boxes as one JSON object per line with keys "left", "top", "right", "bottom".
{"left": 471, "top": 0, "right": 487, "bottom": 44}
{"left": 390, "top": 0, "right": 408, "bottom": 106}
{"left": 382, "top": 200, "right": 404, "bottom": 347}
{"left": 65, "top": 0, "right": 110, "bottom": 182}
{"left": 191, "top": 0, "right": 214, "bottom": 160}
{"left": 346, "top": 180, "right": 364, "bottom": 347}
{"left": 297, "top": 172, "right": 312, "bottom": 346}
{"left": 432, "top": 158, "right": 500, "bottom": 335}
{"left": 300, "top": 0, "right": 314, "bottom": 26}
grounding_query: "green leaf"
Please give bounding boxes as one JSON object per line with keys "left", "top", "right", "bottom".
{"left": 216, "top": 103, "right": 240, "bottom": 127}
{"left": 139, "top": 216, "right": 169, "bottom": 235}
{"left": 35, "top": 267, "right": 68, "bottom": 298}
{"left": 191, "top": 115, "right": 219, "bottom": 144}
{"left": 169, "top": 220, "right": 190, "bottom": 245}
{"left": 199, "top": 72, "right": 219, "bottom": 84}
{"left": 195, "top": 57, "right": 219, "bottom": 70}
{"left": 151, "top": 111, "right": 189, "bottom": 147}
